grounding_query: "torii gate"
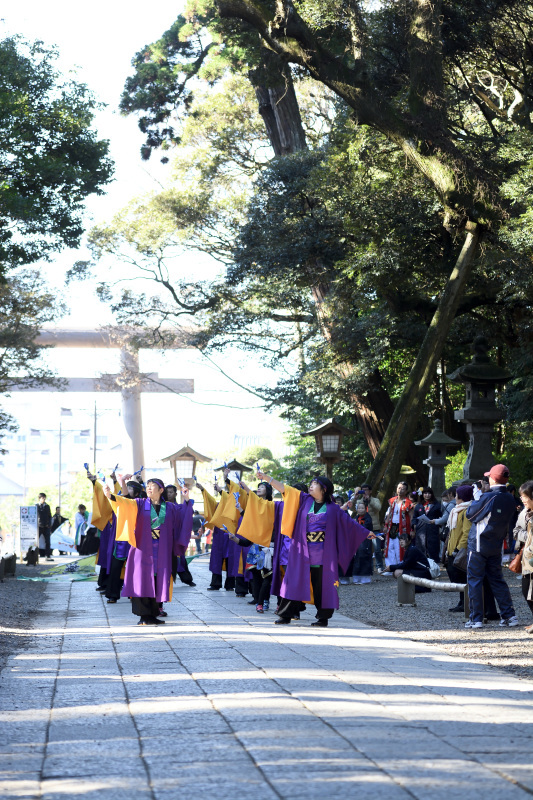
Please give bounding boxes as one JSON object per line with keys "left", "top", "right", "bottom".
{"left": 15, "top": 328, "right": 194, "bottom": 468}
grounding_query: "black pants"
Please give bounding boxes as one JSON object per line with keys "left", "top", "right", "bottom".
{"left": 522, "top": 573, "right": 533, "bottom": 617}
{"left": 258, "top": 573, "right": 273, "bottom": 605}
{"left": 131, "top": 596, "right": 160, "bottom": 618}
{"left": 235, "top": 576, "right": 249, "bottom": 596}
{"left": 105, "top": 557, "right": 125, "bottom": 601}
{"left": 278, "top": 565, "right": 334, "bottom": 622}
{"left": 250, "top": 569, "right": 263, "bottom": 603}
{"left": 40, "top": 527, "right": 52, "bottom": 558}
{"left": 209, "top": 572, "right": 235, "bottom": 590}
{"left": 97, "top": 566, "right": 108, "bottom": 590}
{"left": 177, "top": 557, "right": 194, "bottom": 585}
{"left": 446, "top": 554, "right": 465, "bottom": 607}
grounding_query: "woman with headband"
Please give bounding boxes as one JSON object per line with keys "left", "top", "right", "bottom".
{"left": 256, "top": 471, "right": 374, "bottom": 626}
{"left": 103, "top": 477, "right": 193, "bottom": 626}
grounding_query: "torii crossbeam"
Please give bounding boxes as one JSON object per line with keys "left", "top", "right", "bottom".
{"left": 11, "top": 328, "right": 194, "bottom": 468}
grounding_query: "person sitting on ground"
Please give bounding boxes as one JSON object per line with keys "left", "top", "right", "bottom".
{"left": 518, "top": 481, "right": 533, "bottom": 634}
{"left": 383, "top": 532, "right": 432, "bottom": 592}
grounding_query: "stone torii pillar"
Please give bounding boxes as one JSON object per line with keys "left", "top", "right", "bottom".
{"left": 26, "top": 328, "right": 195, "bottom": 468}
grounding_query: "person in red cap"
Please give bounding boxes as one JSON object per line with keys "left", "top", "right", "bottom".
{"left": 465, "top": 464, "right": 518, "bottom": 629}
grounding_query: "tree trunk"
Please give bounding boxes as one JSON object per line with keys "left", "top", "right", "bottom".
{"left": 366, "top": 225, "right": 480, "bottom": 505}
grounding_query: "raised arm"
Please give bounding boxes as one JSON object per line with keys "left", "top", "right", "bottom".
{"left": 256, "top": 471, "right": 285, "bottom": 494}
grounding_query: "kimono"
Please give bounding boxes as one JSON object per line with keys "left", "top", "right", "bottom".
{"left": 279, "top": 487, "right": 370, "bottom": 611}
{"left": 383, "top": 496, "right": 414, "bottom": 561}
{"left": 110, "top": 496, "right": 193, "bottom": 603}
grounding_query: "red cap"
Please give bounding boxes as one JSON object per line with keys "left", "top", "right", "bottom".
{"left": 484, "top": 464, "right": 510, "bottom": 483}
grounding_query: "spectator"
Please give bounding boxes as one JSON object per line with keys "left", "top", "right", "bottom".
{"left": 506, "top": 484, "right": 523, "bottom": 554}
{"left": 358, "top": 483, "right": 383, "bottom": 573}
{"left": 51, "top": 506, "right": 69, "bottom": 534}
{"left": 383, "top": 532, "right": 432, "bottom": 592}
{"left": 465, "top": 464, "right": 518, "bottom": 629}
{"left": 518, "top": 481, "right": 533, "bottom": 633}
{"left": 37, "top": 493, "right": 53, "bottom": 561}
{"left": 383, "top": 482, "right": 414, "bottom": 569}
{"left": 445, "top": 484, "right": 473, "bottom": 613}
{"left": 412, "top": 487, "right": 442, "bottom": 562}
{"left": 74, "top": 504, "right": 89, "bottom": 552}
{"left": 192, "top": 510, "right": 205, "bottom": 554}
{"left": 351, "top": 501, "right": 374, "bottom": 584}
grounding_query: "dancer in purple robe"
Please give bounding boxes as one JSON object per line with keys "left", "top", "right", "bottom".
{"left": 257, "top": 471, "right": 374, "bottom": 627}
{"left": 104, "top": 477, "right": 193, "bottom": 626}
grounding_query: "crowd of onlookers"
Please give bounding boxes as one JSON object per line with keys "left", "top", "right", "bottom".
{"left": 333, "top": 464, "right": 533, "bottom": 632}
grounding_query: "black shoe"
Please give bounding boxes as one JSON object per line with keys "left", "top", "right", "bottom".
{"left": 247, "top": 599, "right": 256, "bottom": 605}
{"left": 96, "top": 586, "right": 106, "bottom": 592}
{"left": 207, "top": 586, "right": 220, "bottom": 590}
{"left": 185, "top": 582, "right": 196, "bottom": 587}
{"left": 275, "top": 618, "right": 291, "bottom": 625}
{"left": 292, "top": 614, "right": 300, "bottom": 621}
{"left": 449, "top": 605, "right": 464, "bottom": 612}
{"left": 138, "top": 616, "right": 165, "bottom": 626}
{"left": 311, "top": 620, "right": 328, "bottom": 627}
{"left": 106, "top": 599, "right": 117, "bottom": 604}
{"left": 236, "top": 593, "right": 246, "bottom": 598}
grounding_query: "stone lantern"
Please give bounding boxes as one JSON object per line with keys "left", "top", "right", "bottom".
{"left": 301, "top": 418, "right": 355, "bottom": 481}
{"left": 415, "top": 419, "right": 460, "bottom": 498}
{"left": 214, "top": 459, "right": 253, "bottom": 481}
{"left": 448, "top": 336, "right": 512, "bottom": 481}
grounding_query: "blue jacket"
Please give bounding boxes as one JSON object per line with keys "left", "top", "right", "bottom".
{"left": 466, "top": 486, "right": 516, "bottom": 555}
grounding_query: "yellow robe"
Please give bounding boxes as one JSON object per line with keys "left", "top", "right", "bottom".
{"left": 207, "top": 481, "right": 248, "bottom": 534}
{"left": 237, "top": 491, "right": 275, "bottom": 547}
{"left": 91, "top": 480, "right": 120, "bottom": 531}
{"left": 109, "top": 494, "right": 138, "bottom": 548}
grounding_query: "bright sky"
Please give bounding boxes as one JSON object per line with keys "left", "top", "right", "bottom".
{"left": 1, "top": 2, "right": 290, "bottom": 477}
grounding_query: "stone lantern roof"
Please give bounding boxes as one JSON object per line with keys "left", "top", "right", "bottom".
{"left": 415, "top": 419, "right": 460, "bottom": 448}
{"left": 448, "top": 336, "right": 512, "bottom": 385}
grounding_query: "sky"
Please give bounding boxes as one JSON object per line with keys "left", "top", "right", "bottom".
{"left": 1, "top": 2, "right": 291, "bottom": 478}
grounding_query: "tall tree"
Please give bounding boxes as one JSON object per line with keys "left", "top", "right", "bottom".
{"left": 0, "top": 36, "right": 113, "bottom": 277}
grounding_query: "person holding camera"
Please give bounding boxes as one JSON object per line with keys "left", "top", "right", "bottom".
{"left": 354, "top": 484, "right": 383, "bottom": 571}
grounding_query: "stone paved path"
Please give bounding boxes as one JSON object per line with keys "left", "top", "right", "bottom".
{"left": 2, "top": 558, "right": 533, "bottom": 800}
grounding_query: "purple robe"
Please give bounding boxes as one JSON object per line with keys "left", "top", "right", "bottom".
{"left": 280, "top": 494, "right": 369, "bottom": 609}
{"left": 97, "top": 520, "right": 113, "bottom": 571}
{"left": 270, "top": 502, "right": 286, "bottom": 597}
{"left": 121, "top": 499, "right": 193, "bottom": 603}
{"left": 209, "top": 527, "right": 230, "bottom": 575}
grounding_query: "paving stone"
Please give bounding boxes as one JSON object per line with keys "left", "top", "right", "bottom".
{"left": 2, "top": 559, "right": 533, "bottom": 800}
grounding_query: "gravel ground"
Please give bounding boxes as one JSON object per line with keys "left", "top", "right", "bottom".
{"left": 0, "top": 563, "right": 47, "bottom": 675}
{"left": 339, "top": 567, "right": 533, "bottom": 683}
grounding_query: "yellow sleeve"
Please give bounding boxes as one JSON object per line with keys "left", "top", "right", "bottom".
{"left": 91, "top": 481, "right": 113, "bottom": 532}
{"left": 208, "top": 490, "right": 238, "bottom": 534}
{"left": 202, "top": 489, "right": 219, "bottom": 530}
{"left": 109, "top": 494, "right": 138, "bottom": 547}
{"left": 238, "top": 491, "right": 275, "bottom": 546}
{"left": 457, "top": 510, "right": 471, "bottom": 550}
{"left": 113, "top": 480, "right": 122, "bottom": 495}
{"left": 281, "top": 485, "right": 302, "bottom": 539}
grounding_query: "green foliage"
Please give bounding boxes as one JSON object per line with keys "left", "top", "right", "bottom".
{"left": 0, "top": 270, "right": 66, "bottom": 451}
{"left": 444, "top": 449, "right": 469, "bottom": 486}
{"left": 0, "top": 36, "right": 113, "bottom": 275}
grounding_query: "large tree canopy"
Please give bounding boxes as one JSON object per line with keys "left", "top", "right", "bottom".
{"left": 97, "top": 1, "right": 533, "bottom": 495}
{"left": 0, "top": 36, "right": 113, "bottom": 277}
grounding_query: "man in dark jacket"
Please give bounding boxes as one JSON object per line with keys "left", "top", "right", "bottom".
{"left": 465, "top": 464, "right": 517, "bottom": 629}
{"left": 37, "top": 493, "right": 53, "bottom": 560}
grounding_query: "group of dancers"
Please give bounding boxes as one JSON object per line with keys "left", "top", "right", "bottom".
{"left": 89, "top": 466, "right": 375, "bottom": 627}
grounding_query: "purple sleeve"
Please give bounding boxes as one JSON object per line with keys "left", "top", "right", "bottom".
{"left": 336, "top": 507, "right": 370, "bottom": 573}
{"left": 173, "top": 501, "right": 194, "bottom": 554}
